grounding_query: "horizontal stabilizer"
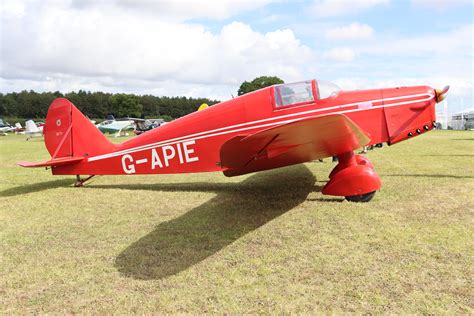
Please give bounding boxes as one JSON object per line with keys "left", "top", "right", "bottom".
{"left": 17, "top": 156, "right": 84, "bottom": 168}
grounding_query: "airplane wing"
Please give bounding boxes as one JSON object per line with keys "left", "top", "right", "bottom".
{"left": 220, "top": 114, "right": 370, "bottom": 177}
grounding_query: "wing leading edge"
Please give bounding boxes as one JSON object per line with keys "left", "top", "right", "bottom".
{"left": 220, "top": 114, "right": 370, "bottom": 177}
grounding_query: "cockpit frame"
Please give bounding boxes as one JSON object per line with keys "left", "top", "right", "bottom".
{"left": 272, "top": 80, "right": 318, "bottom": 110}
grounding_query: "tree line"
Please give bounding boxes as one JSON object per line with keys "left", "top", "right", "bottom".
{"left": 0, "top": 76, "right": 284, "bottom": 121}
{"left": 0, "top": 90, "right": 219, "bottom": 121}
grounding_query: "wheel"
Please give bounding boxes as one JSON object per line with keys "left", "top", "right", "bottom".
{"left": 345, "top": 191, "right": 376, "bottom": 202}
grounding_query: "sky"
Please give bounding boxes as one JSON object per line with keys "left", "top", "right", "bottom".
{"left": 0, "top": 0, "right": 473, "bottom": 113}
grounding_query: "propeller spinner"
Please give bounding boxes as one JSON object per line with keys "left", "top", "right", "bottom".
{"left": 435, "top": 86, "right": 450, "bottom": 103}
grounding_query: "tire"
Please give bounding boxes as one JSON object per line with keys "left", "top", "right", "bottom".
{"left": 345, "top": 191, "right": 376, "bottom": 202}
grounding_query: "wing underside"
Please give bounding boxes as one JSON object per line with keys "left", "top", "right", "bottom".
{"left": 220, "top": 114, "right": 370, "bottom": 177}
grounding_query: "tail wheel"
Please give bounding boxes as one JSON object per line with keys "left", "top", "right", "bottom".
{"left": 345, "top": 191, "right": 376, "bottom": 203}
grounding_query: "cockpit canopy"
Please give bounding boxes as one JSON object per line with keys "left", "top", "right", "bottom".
{"left": 274, "top": 79, "right": 341, "bottom": 107}
{"left": 317, "top": 80, "right": 341, "bottom": 99}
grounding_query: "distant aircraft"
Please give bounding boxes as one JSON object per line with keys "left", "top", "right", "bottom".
{"left": 96, "top": 119, "right": 135, "bottom": 137}
{"left": 0, "top": 119, "right": 13, "bottom": 135}
{"left": 133, "top": 118, "right": 165, "bottom": 135}
{"left": 13, "top": 122, "right": 25, "bottom": 134}
{"left": 19, "top": 79, "right": 449, "bottom": 202}
{"left": 25, "top": 120, "right": 43, "bottom": 140}
{"left": 0, "top": 120, "right": 27, "bottom": 135}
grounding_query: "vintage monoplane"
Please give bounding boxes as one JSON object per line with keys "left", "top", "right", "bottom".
{"left": 18, "top": 79, "right": 449, "bottom": 202}
{"left": 96, "top": 118, "right": 135, "bottom": 137}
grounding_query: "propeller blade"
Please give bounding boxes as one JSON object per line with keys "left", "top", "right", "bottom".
{"left": 435, "top": 86, "right": 450, "bottom": 103}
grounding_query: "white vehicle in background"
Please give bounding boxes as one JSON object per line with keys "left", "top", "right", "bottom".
{"left": 25, "top": 120, "right": 43, "bottom": 140}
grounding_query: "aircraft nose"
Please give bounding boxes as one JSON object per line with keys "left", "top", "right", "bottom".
{"left": 435, "top": 86, "right": 450, "bottom": 103}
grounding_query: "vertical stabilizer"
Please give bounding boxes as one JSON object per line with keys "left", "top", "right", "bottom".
{"left": 25, "top": 120, "right": 40, "bottom": 133}
{"left": 44, "top": 98, "right": 116, "bottom": 159}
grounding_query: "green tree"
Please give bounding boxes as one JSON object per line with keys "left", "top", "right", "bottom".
{"left": 158, "top": 115, "right": 173, "bottom": 122}
{"left": 237, "top": 76, "right": 284, "bottom": 96}
{"left": 141, "top": 95, "right": 160, "bottom": 118}
{"left": 108, "top": 94, "right": 143, "bottom": 118}
{"left": 1, "top": 93, "right": 18, "bottom": 116}
{"left": 0, "top": 93, "right": 5, "bottom": 116}
{"left": 0, "top": 90, "right": 219, "bottom": 120}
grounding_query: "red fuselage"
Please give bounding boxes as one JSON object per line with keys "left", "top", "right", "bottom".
{"left": 52, "top": 79, "right": 437, "bottom": 176}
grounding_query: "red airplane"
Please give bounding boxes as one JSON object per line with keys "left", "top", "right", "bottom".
{"left": 18, "top": 79, "right": 449, "bottom": 202}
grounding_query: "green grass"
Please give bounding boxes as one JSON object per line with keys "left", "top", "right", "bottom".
{"left": 1, "top": 131, "right": 473, "bottom": 313}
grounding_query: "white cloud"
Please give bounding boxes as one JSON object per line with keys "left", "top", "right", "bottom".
{"left": 309, "top": 0, "right": 389, "bottom": 17}
{"left": 325, "top": 22, "right": 374, "bottom": 40}
{"left": 411, "top": 0, "right": 473, "bottom": 9}
{"left": 72, "top": 0, "right": 274, "bottom": 21}
{"left": 259, "top": 14, "right": 284, "bottom": 24}
{"left": 324, "top": 23, "right": 473, "bottom": 113}
{"left": 358, "top": 24, "right": 473, "bottom": 59}
{"left": 0, "top": 0, "right": 25, "bottom": 18}
{"left": 1, "top": 0, "right": 471, "bottom": 114}
{"left": 323, "top": 47, "right": 355, "bottom": 62}
{"left": 0, "top": 76, "right": 238, "bottom": 101}
{"left": 0, "top": 2, "right": 312, "bottom": 97}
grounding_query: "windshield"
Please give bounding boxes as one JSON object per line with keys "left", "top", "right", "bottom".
{"left": 317, "top": 80, "right": 341, "bottom": 99}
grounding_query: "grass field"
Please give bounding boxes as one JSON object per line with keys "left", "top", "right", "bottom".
{"left": 1, "top": 131, "right": 473, "bottom": 313}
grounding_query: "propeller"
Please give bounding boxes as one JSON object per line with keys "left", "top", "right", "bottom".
{"left": 435, "top": 86, "right": 450, "bottom": 103}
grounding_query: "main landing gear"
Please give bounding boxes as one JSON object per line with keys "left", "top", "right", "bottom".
{"left": 322, "top": 151, "right": 381, "bottom": 202}
{"left": 74, "top": 175, "right": 95, "bottom": 187}
{"left": 345, "top": 191, "right": 377, "bottom": 203}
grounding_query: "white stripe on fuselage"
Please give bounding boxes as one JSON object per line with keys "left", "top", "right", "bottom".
{"left": 87, "top": 93, "right": 434, "bottom": 162}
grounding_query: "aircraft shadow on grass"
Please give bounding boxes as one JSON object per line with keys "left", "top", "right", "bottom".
{"left": 112, "top": 165, "right": 317, "bottom": 280}
{"left": 0, "top": 179, "right": 74, "bottom": 197}
{"left": 1, "top": 165, "right": 325, "bottom": 280}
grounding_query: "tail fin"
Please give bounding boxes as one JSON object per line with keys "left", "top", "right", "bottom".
{"left": 44, "top": 98, "right": 115, "bottom": 159}
{"left": 25, "top": 120, "right": 40, "bottom": 133}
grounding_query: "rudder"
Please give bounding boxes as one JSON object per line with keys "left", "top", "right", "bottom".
{"left": 44, "top": 98, "right": 115, "bottom": 159}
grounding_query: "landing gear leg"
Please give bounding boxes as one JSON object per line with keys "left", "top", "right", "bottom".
{"left": 322, "top": 151, "right": 381, "bottom": 202}
{"left": 74, "top": 175, "right": 95, "bottom": 187}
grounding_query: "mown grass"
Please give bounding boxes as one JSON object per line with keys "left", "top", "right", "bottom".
{"left": 1, "top": 131, "right": 473, "bottom": 313}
